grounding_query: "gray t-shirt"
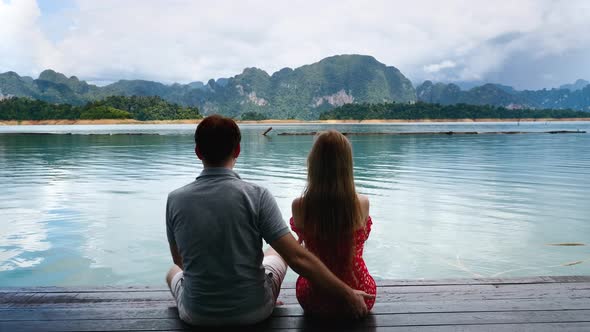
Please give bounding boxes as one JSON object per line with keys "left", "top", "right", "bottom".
{"left": 166, "top": 167, "right": 290, "bottom": 318}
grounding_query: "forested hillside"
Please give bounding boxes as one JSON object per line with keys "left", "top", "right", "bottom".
{"left": 320, "top": 102, "right": 590, "bottom": 120}
{"left": 0, "top": 96, "right": 201, "bottom": 121}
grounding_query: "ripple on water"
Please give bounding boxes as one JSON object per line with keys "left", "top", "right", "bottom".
{"left": 1, "top": 123, "right": 590, "bottom": 286}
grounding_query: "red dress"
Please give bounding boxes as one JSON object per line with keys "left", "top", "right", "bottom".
{"left": 289, "top": 217, "right": 376, "bottom": 314}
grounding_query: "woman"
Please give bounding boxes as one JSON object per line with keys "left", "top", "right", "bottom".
{"left": 290, "top": 130, "right": 376, "bottom": 315}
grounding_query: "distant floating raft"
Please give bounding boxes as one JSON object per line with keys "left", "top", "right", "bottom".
{"left": 547, "top": 130, "right": 586, "bottom": 134}
{"left": 277, "top": 130, "right": 586, "bottom": 136}
{"left": 562, "top": 260, "right": 584, "bottom": 266}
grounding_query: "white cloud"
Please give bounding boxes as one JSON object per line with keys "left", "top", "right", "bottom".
{"left": 424, "top": 60, "right": 456, "bottom": 73}
{"left": 1, "top": 0, "right": 590, "bottom": 88}
{"left": 0, "top": 0, "right": 58, "bottom": 74}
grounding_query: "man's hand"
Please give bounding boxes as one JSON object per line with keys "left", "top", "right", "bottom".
{"left": 345, "top": 290, "right": 375, "bottom": 318}
{"left": 271, "top": 233, "right": 376, "bottom": 318}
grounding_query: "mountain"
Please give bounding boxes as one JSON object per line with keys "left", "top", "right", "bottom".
{"left": 0, "top": 69, "right": 100, "bottom": 105}
{"left": 0, "top": 55, "right": 416, "bottom": 120}
{"left": 416, "top": 81, "right": 590, "bottom": 111}
{"left": 0, "top": 71, "right": 35, "bottom": 98}
{"left": 3, "top": 55, "right": 590, "bottom": 119}
{"left": 560, "top": 79, "right": 589, "bottom": 91}
{"left": 174, "top": 55, "right": 416, "bottom": 119}
{"left": 416, "top": 81, "right": 524, "bottom": 106}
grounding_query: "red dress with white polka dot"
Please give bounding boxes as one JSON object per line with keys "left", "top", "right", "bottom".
{"left": 289, "top": 217, "right": 376, "bottom": 314}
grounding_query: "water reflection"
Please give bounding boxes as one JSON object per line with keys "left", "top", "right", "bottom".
{"left": 0, "top": 123, "right": 589, "bottom": 286}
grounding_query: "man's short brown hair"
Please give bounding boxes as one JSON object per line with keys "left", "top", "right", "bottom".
{"left": 195, "top": 115, "right": 241, "bottom": 165}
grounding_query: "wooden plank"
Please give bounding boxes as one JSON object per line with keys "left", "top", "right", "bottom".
{"left": 0, "top": 318, "right": 187, "bottom": 332}
{"left": 0, "top": 293, "right": 36, "bottom": 309}
{"left": 379, "top": 281, "right": 590, "bottom": 292}
{"left": 364, "top": 285, "right": 590, "bottom": 304}
{"left": 0, "top": 283, "right": 297, "bottom": 293}
{"left": 273, "top": 298, "right": 590, "bottom": 315}
{"left": 262, "top": 310, "right": 590, "bottom": 329}
{"left": 3, "top": 283, "right": 588, "bottom": 310}
{"left": 1, "top": 277, "right": 589, "bottom": 331}
{"left": 0, "top": 291, "right": 298, "bottom": 309}
{"left": 3, "top": 298, "right": 590, "bottom": 322}
{"left": 3, "top": 279, "right": 589, "bottom": 299}
{"left": 0, "top": 293, "right": 16, "bottom": 307}
{"left": 381, "top": 324, "right": 590, "bottom": 332}
{"left": 371, "top": 283, "right": 590, "bottom": 298}
{"left": 390, "top": 323, "right": 590, "bottom": 332}
{"left": 0, "top": 286, "right": 169, "bottom": 294}
{"left": 374, "top": 289, "right": 590, "bottom": 303}
{"left": 300, "top": 323, "right": 590, "bottom": 332}
{"left": 5, "top": 293, "right": 581, "bottom": 311}
{"left": 0, "top": 289, "right": 290, "bottom": 304}
{"left": 2, "top": 310, "right": 589, "bottom": 331}
{"left": 2, "top": 276, "right": 588, "bottom": 294}
{"left": 133, "top": 324, "right": 590, "bottom": 332}
{"left": 374, "top": 275, "right": 590, "bottom": 287}
{"left": 4, "top": 281, "right": 589, "bottom": 304}
{"left": 280, "top": 282, "right": 590, "bottom": 304}
{"left": 0, "top": 291, "right": 175, "bottom": 306}
{"left": 298, "top": 324, "right": 590, "bottom": 332}
{"left": 138, "top": 323, "right": 590, "bottom": 332}
{"left": 0, "top": 307, "right": 181, "bottom": 321}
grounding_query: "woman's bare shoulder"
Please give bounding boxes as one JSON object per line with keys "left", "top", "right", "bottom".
{"left": 357, "top": 194, "right": 370, "bottom": 220}
{"left": 291, "top": 197, "right": 303, "bottom": 228}
{"left": 291, "top": 197, "right": 302, "bottom": 212}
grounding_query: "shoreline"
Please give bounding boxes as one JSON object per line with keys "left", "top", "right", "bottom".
{"left": 1, "top": 117, "right": 590, "bottom": 126}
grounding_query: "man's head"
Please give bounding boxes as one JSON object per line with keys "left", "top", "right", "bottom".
{"left": 194, "top": 115, "right": 241, "bottom": 167}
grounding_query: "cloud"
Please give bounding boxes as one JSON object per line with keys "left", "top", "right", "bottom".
{"left": 424, "top": 60, "right": 456, "bottom": 73}
{"left": 1, "top": 0, "right": 590, "bottom": 89}
{"left": 0, "top": 0, "right": 58, "bottom": 74}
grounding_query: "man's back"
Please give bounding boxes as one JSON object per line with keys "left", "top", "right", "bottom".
{"left": 166, "top": 167, "right": 289, "bottom": 321}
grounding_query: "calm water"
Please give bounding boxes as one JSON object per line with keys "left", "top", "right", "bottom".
{"left": 1, "top": 122, "right": 589, "bottom": 287}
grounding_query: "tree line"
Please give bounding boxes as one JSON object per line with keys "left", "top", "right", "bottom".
{"left": 0, "top": 96, "right": 202, "bottom": 121}
{"left": 319, "top": 102, "right": 590, "bottom": 120}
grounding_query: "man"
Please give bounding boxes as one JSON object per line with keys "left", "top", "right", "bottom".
{"left": 166, "top": 114, "right": 374, "bottom": 326}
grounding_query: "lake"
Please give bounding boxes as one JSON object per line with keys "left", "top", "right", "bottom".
{"left": 1, "top": 122, "right": 589, "bottom": 287}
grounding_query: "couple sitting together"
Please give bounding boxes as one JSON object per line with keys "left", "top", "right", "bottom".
{"left": 165, "top": 115, "right": 376, "bottom": 326}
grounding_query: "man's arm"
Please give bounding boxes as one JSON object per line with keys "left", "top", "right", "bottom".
{"left": 270, "top": 233, "right": 374, "bottom": 318}
{"left": 169, "top": 244, "right": 183, "bottom": 269}
{"left": 166, "top": 196, "right": 183, "bottom": 269}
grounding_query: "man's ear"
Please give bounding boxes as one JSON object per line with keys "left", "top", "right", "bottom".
{"left": 195, "top": 146, "right": 203, "bottom": 160}
{"left": 233, "top": 143, "right": 241, "bottom": 159}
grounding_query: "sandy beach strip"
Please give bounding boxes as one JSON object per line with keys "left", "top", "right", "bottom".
{"left": 1, "top": 118, "right": 590, "bottom": 126}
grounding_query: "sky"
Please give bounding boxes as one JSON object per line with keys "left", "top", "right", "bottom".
{"left": 1, "top": 0, "right": 590, "bottom": 90}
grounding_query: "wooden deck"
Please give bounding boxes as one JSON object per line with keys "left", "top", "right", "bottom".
{"left": 1, "top": 276, "right": 589, "bottom": 331}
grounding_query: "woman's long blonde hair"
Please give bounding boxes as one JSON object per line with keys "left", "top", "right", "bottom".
{"left": 301, "top": 130, "right": 363, "bottom": 273}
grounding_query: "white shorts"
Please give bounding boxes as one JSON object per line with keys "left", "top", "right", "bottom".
{"left": 169, "top": 255, "right": 287, "bottom": 326}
